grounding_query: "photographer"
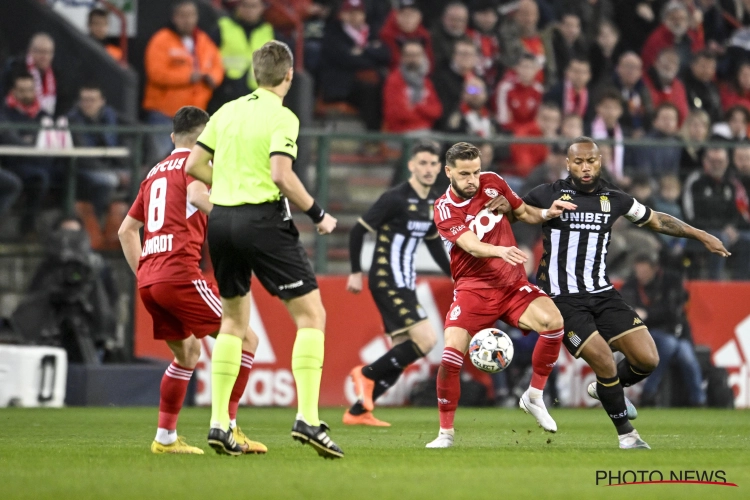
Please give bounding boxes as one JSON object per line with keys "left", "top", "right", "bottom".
{"left": 620, "top": 254, "right": 706, "bottom": 406}
{"left": 13, "top": 216, "right": 117, "bottom": 362}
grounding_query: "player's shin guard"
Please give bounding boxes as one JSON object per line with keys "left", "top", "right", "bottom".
{"left": 596, "top": 375, "right": 634, "bottom": 435}
{"left": 157, "top": 362, "right": 193, "bottom": 442}
{"left": 436, "top": 347, "right": 463, "bottom": 430}
{"left": 228, "top": 351, "right": 254, "bottom": 423}
{"left": 530, "top": 329, "right": 564, "bottom": 391}
{"left": 292, "top": 328, "right": 325, "bottom": 426}
{"left": 617, "top": 358, "right": 652, "bottom": 387}
{"left": 366, "top": 340, "right": 425, "bottom": 401}
{"left": 210, "top": 334, "right": 242, "bottom": 431}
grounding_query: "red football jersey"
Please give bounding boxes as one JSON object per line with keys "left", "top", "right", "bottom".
{"left": 435, "top": 172, "right": 526, "bottom": 290}
{"left": 127, "top": 148, "right": 207, "bottom": 288}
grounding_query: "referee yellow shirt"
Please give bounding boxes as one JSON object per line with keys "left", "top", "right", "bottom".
{"left": 197, "top": 87, "right": 299, "bottom": 206}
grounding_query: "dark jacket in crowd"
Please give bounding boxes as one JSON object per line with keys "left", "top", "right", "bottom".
{"left": 621, "top": 268, "right": 691, "bottom": 339}
{"left": 682, "top": 169, "right": 743, "bottom": 230}
{"left": 627, "top": 130, "right": 682, "bottom": 177}
{"left": 432, "top": 62, "right": 466, "bottom": 131}
{"left": 683, "top": 70, "right": 722, "bottom": 123}
{"left": 318, "top": 19, "right": 390, "bottom": 102}
{"left": 67, "top": 105, "right": 120, "bottom": 148}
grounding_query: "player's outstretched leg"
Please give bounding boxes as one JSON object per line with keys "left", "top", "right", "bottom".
{"left": 227, "top": 330, "right": 268, "bottom": 454}
{"left": 517, "top": 298, "right": 563, "bottom": 433}
{"left": 580, "top": 335, "right": 650, "bottom": 449}
{"left": 287, "top": 291, "right": 343, "bottom": 459}
{"left": 345, "top": 322, "right": 435, "bottom": 427}
{"left": 426, "top": 327, "right": 467, "bottom": 448}
{"left": 152, "top": 337, "right": 203, "bottom": 454}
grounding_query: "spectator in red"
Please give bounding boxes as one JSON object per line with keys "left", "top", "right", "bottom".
{"left": 720, "top": 62, "right": 750, "bottom": 114}
{"left": 644, "top": 47, "right": 689, "bottom": 123}
{"left": 467, "top": 0, "right": 502, "bottom": 91}
{"left": 586, "top": 88, "right": 627, "bottom": 182}
{"left": 641, "top": 0, "right": 704, "bottom": 72}
{"left": 508, "top": 102, "right": 562, "bottom": 178}
{"left": 88, "top": 8, "right": 123, "bottom": 62}
{"left": 495, "top": 53, "right": 543, "bottom": 132}
{"left": 319, "top": 0, "right": 390, "bottom": 131}
{"left": 543, "top": 12, "right": 588, "bottom": 87}
{"left": 382, "top": 40, "right": 442, "bottom": 133}
{"left": 443, "top": 75, "right": 494, "bottom": 137}
{"left": 379, "top": 0, "right": 434, "bottom": 70}
{"left": 544, "top": 57, "right": 592, "bottom": 119}
{"left": 431, "top": 2, "right": 469, "bottom": 70}
{"left": 433, "top": 37, "right": 478, "bottom": 131}
{"left": 498, "top": 0, "right": 545, "bottom": 82}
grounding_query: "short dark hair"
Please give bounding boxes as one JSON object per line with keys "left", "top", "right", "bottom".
{"left": 567, "top": 136, "right": 597, "bottom": 153}
{"left": 725, "top": 104, "right": 750, "bottom": 123}
{"left": 654, "top": 102, "right": 680, "bottom": 119}
{"left": 691, "top": 49, "right": 715, "bottom": 64}
{"left": 518, "top": 52, "right": 537, "bottom": 64}
{"left": 11, "top": 70, "right": 34, "bottom": 87}
{"left": 172, "top": 0, "right": 197, "bottom": 14}
{"left": 410, "top": 139, "right": 440, "bottom": 159}
{"left": 79, "top": 82, "right": 103, "bottom": 94}
{"left": 87, "top": 7, "right": 108, "bottom": 24}
{"left": 401, "top": 39, "right": 425, "bottom": 52}
{"left": 567, "top": 56, "right": 590, "bottom": 69}
{"left": 173, "top": 106, "right": 209, "bottom": 136}
{"left": 445, "top": 142, "right": 480, "bottom": 167}
{"left": 595, "top": 87, "right": 623, "bottom": 107}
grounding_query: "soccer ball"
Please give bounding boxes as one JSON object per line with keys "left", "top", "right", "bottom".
{"left": 468, "top": 328, "right": 514, "bottom": 374}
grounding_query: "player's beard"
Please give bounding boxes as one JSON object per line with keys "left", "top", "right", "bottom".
{"left": 450, "top": 177, "right": 477, "bottom": 199}
{"left": 570, "top": 170, "right": 601, "bottom": 192}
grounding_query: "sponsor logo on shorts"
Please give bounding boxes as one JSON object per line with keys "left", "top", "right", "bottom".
{"left": 449, "top": 306, "right": 461, "bottom": 321}
{"left": 278, "top": 280, "right": 303, "bottom": 291}
{"left": 567, "top": 331, "right": 582, "bottom": 347}
{"left": 633, "top": 317, "right": 643, "bottom": 325}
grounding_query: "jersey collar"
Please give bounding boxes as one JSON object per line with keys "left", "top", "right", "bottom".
{"left": 171, "top": 148, "right": 192, "bottom": 154}
{"left": 444, "top": 186, "right": 472, "bottom": 207}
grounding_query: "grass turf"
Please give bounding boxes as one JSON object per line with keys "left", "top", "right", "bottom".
{"left": 0, "top": 407, "right": 748, "bottom": 500}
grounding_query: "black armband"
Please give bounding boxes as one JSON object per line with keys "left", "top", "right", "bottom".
{"left": 305, "top": 200, "right": 326, "bottom": 223}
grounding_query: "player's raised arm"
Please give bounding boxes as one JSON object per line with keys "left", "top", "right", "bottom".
{"left": 644, "top": 210, "right": 731, "bottom": 257}
{"left": 454, "top": 230, "right": 528, "bottom": 265}
{"left": 511, "top": 199, "right": 577, "bottom": 224}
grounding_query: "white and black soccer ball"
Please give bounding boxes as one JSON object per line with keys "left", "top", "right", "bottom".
{"left": 468, "top": 328, "right": 514, "bottom": 374}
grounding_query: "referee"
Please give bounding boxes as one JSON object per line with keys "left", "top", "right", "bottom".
{"left": 186, "top": 40, "right": 343, "bottom": 459}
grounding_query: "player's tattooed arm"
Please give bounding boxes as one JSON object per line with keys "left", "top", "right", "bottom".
{"left": 646, "top": 211, "right": 731, "bottom": 257}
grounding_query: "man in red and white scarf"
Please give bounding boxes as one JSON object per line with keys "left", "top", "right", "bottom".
{"left": 24, "top": 33, "right": 57, "bottom": 116}
{"left": 544, "top": 57, "right": 591, "bottom": 120}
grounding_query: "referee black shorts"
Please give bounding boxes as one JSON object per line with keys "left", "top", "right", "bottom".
{"left": 553, "top": 289, "right": 647, "bottom": 358}
{"left": 369, "top": 280, "right": 428, "bottom": 335}
{"left": 207, "top": 202, "right": 318, "bottom": 300}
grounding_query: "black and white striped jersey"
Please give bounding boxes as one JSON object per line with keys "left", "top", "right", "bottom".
{"left": 523, "top": 178, "right": 653, "bottom": 297}
{"left": 357, "top": 182, "right": 442, "bottom": 290}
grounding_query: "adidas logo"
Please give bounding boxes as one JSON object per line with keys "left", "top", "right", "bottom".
{"left": 465, "top": 214, "right": 475, "bottom": 222}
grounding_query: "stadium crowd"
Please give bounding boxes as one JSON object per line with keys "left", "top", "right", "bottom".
{"left": 0, "top": 0, "right": 750, "bottom": 279}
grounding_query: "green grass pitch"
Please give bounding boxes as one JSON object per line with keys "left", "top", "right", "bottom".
{"left": 1, "top": 407, "right": 748, "bottom": 499}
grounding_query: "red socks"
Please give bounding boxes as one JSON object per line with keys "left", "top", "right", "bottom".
{"left": 229, "top": 351, "right": 254, "bottom": 421}
{"left": 530, "top": 329, "right": 564, "bottom": 391}
{"left": 436, "top": 347, "right": 463, "bottom": 430}
{"left": 158, "top": 362, "right": 193, "bottom": 431}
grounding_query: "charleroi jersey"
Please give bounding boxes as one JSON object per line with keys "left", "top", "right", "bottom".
{"left": 434, "top": 172, "right": 527, "bottom": 290}
{"left": 127, "top": 148, "right": 208, "bottom": 288}
{"left": 360, "top": 182, "right": 439, "bottom": 290}
{"left": 523, "top": 177, "right": 653, "bottom": 297}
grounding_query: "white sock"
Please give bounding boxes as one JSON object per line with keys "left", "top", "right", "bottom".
{"left": 296, "top": 412, "right": 306, "bottom": 423}
{"left": 229, "top": 419, "right": 237, "bottom": 429}
{"left": 439, "top": 428, "right": 455, "bottom": 436}
{"left": 528, "top": 387, "right": 544, "bottom": 401}
{"left": 155, "top": 428, "right": 177, "bottom": 445}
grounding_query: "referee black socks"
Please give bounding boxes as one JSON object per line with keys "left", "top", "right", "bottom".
{"left": 617, "top": 359, "right": 653, "bottom": 387}
{"left": 595, "top": 375, "right": 634, "bottom": 436}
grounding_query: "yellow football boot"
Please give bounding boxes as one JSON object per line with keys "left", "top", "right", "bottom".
{"left": 151, "top": 436, "right": 204, "bottom": 454}
{"left": 232, "top": 425, "right": 268, "bottom": 454}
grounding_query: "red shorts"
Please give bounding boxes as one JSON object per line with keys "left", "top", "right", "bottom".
{"left": 444, "top": 281, "right": 547, "bottom": 334}
{"left": 139, "top": 279, "right": 222, "bottom": 341}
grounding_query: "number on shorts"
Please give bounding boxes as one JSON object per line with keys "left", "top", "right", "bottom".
{"left": 147, "top": 177, "right": 167, "bottom": 232}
